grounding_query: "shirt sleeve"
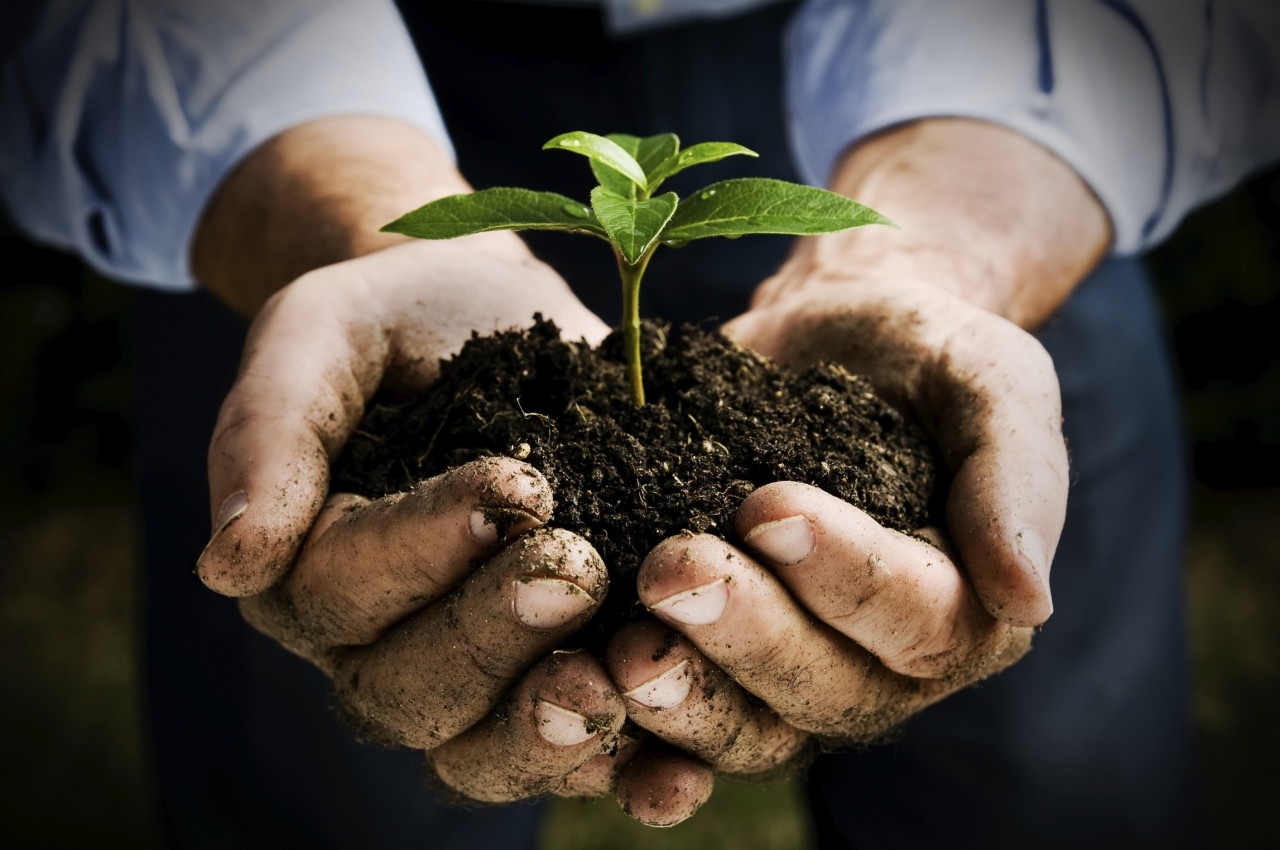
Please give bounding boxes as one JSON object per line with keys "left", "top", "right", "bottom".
{"left": 784, "top": 0, "right": 1280, "bottom": 254}
{"left": 0, "top": 0, "right": 452, "bottom": 290}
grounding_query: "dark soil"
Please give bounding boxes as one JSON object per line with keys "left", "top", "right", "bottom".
{"left": 333, "top": 317, "right": 943, "bottom": 651}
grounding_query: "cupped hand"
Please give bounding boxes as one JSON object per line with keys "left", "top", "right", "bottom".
{"left": 606, "top": 275, "right": 1066, "bottom": 765}
{"left": 728, "top": 276, "right": 1069, "bottom": 627}
{"left": 192, "top": 234, "right": 708, "bottom": 818}
{"left": 608, "top": 490, "right": 1031, "bottom": 769}
{"left": 196, "top": 231, "right": 608, "bottom": 597}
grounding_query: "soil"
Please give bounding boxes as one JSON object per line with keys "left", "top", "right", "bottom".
{"left": 332, "top": 316, "right": 943, "bottom": 652}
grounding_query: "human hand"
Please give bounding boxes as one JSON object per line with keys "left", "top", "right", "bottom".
{"left": 603, "top": 117, "right": 1103, "bottom": 797}
{"left": 604, "top": 275, "right": 1065, "bottom": 773}
{"left": 729, "top": 275, "right": 1068, "bottom": 626}
{"left": 191, "top": 235, "right": 706, "bottom": 810}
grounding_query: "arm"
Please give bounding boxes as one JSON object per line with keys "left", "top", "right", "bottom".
{"left": 761, "top": 116, "right": 1109, "bottom": 329}
{"left": 786, "top": 0, "right": 1280, "bottom": 255}
{"left": 190, "top": 115, "right": 464, "bottom": 316}
{"left": 0, "top": 0, "right": 452, "bottom": 290}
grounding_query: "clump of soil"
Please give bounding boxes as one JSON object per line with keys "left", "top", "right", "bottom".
{"left": 333, "top": 316, "right": 943, "bottom": 651}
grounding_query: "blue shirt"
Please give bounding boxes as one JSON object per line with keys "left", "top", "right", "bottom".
{"left": 2, "top": 0, "right": 1277, "bottom": 289}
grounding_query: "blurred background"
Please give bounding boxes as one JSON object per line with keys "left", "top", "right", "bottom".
{"left": 1, "top": 167, "right": 1276, "bottom": 849}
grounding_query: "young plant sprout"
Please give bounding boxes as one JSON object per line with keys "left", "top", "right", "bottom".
{"left": 381, "top": 130, "right": 893, "bottom": 406}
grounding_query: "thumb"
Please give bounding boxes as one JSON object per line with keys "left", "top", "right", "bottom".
{"left": 927, "top": 316, "right": 1068, "bottom": 627}
{"left": 196, "top": 277, "right": 387, "bottom": 597}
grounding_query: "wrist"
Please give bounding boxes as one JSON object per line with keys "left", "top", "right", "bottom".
{"left": 192, "top": 115, "right": 473, "bottom": 318}
{"left": 757, "top": 118, "right": 1111, "bottom": 329}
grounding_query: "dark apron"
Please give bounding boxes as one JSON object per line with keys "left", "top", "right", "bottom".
{"left": 133, "top": 2, "right": 1203, "bottom": 846}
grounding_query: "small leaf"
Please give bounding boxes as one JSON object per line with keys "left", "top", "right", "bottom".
{"left": 593, "top": 133, "right": 681, "bottom": 198}
{"left": 381, "top": 188, "right": 604, "bottom": 239}
{"left": 626, "top": 133, "right": 683, "bottom": 178}
{"left": 590, "top": 186, "right": 678, "bottom": 265}
{"left": 664, "top": 178, "right": 895, "bottom": 242}
{"left": 647, "top": 142, "right": 758, "bottom": 191}
{"left": 592, "top": 161, "right": 636, "bottom": 200}
{"left": 544, "top": 131, "right": 647, "bottom": 191}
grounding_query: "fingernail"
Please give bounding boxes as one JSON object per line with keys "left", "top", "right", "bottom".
{"left": 197, "top": 491, "right": 249, "bottom": 573}
{"left": 212, "top": 490, "right": 248, "bottom": 536}
{"left": 743, "top": 515, "right": 815, "bottom": 566}
{"left": 534, "top": 699, "right": 596, "bottom": 746}
{"left": 470, "top": 507, "right": 542, "bottom": 544}
{"left": 1015, "top": 527, "right": 1049, "bottom": 585}
{"left": 513, "top": 578, "right": 595, "bottom": 629}
{"left": 649, "top": 579, "right": 728, "bottom": 626}
{"left": 623, "top": 660, "right": 692, "bottom": 709}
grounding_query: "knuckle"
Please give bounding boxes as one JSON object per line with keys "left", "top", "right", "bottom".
{"left": 716, "top": 718, "right": 810, "bottom": 777}
{"left": 896, "top": 620, "right": 1028, "bottom": 684}
{"left": 734, "top": 634, "right": 796, "bottom": 682}
{"left": 702, "top": 721, "right": 747, "bottom": 768}
{"left": 767, "top": 655, "right": 933, "bottom": 744}
{"left": 451, "top": 600, "right": 527, "bottom": 683}
{"left": 820, "top": 677, "right": 934, "bottom": 744}
{"left": 552, "top": 759, "right": 619, "bottom": 800}
{"left": 887, "top": 641, "right": 970, "bottom": 680}
{"left": 327, "top": 655, "right": 441, "bottom": 750}
{"left": 207, "top": 397, "right": 272, "bottom": 458}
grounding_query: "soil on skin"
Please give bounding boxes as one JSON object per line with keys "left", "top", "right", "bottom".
{"left": 333, "top": 316, "right": 943, "bottom": 651}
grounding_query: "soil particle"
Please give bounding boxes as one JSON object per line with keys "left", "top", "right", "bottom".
{"left": 333, "top": 316, "right": 943, "bottom": 652}
{"left": 652, "top": 630, "right": 681, "bottom": 663}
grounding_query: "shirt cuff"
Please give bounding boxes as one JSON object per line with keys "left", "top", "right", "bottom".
{"left": 785, "top": 0, "right": 1168, "bottom": 255}
{"left": 1, "top": 0, "right": 452, "bottom": 291}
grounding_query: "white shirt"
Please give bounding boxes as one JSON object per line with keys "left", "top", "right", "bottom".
{"left": 2, "top": 0, "right": 1277, "bottom": 289}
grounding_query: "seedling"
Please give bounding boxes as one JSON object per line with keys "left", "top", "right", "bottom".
{"left": 382, "top": 130, "right": 893, "bottom": 406}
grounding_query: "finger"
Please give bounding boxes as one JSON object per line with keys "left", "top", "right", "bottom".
{"left": 615, "top": 748, "right": 715, "bottom": 829}
{"left": 925, "top": 313, "right": 1068, "bottom": 626}
{"left": 198, "top": 276, "right": 386, "bottom": 597}
{"left": 728, "top": 285, "right": 1067, "bottom": 627}
{"left": 637, "top": 533, "right": 949, "bottom": 743}
{"left": 554, "top": 723, "right": 646, "bottom": 799}
{"left": 428, "top": 651, "right": 626, "bottom": 804}
{"left": 607, "top": 619, "right": 810, "bottom": 775}
{"left": 329, "top": 527, "right": 607, "bottom": 749}
{"left": 736, "top": 482, "right": 1026, "bottom": 680}
{"left": 238, "top": 457, "right": 552, "bottom": 663}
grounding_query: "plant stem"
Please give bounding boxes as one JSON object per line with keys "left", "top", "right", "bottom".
{"left": 617, "top": 248, "right": 655, "bottom": 407}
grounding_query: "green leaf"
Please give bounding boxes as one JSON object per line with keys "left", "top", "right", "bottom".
{"left": 629, "top": 133, "right": 683, "bottom": 177}
{"left": 664, "top": 178, "right": 895, "bottom": 242}
{"left": 381, "top": 187, "right": 603, "bottom": 239}
{"left": 593, "top": 133, "right": 681, "bottom": 199}
{"left": 589, "top": 186, "right": 678, "bottom": 265}
{"left": 544, "top": 131, "right": 647, "bottom": 191}
{"left": 647, "top": 142, "right": 758, "bottom": 190}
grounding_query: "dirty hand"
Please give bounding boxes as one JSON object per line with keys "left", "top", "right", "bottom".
{"left": 193, "top": 234, "right": 708, "bottom": 815}
{"left": 603, "top": 119, "right": 1103, "bottom": 773}
{"left": 604, "top": 275, "right": 1066, "bottom": 775}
